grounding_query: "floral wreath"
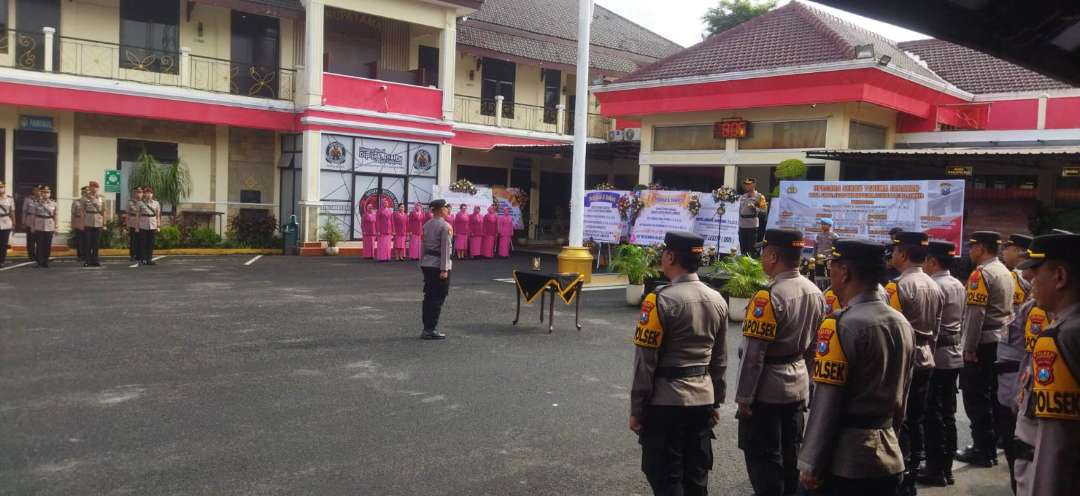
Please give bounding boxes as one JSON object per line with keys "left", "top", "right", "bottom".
{"left": 449, "top": 179, "right": 478, "bottom": 195}
{"left": 593, "top": 182, "right": 616, "bottom": 191}
{"left": 514, "top": 189, "right": 529, "bottom": 208}
{"left": 686, "top": 194, "right": 701, "bottom": 216}
{"left": 711, "top": 186, "right": 739, "bottom": 203}
{"left": 617, "top": 192, "right": 643, "bottom": 221}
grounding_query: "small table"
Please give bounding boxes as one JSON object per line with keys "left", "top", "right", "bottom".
{"left": 512, "top": 270, "right": 584, "bottom": 333}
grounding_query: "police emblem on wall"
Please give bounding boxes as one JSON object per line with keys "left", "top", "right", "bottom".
{"left": 413, "top": 149, "right": 433, "bottom": 173}
{"left": 1033, "top": 350, "right": 1056, "bottom": 385}
{"left": 786, "top": 185, "right": 798, "bottom": 194}
{"left": 359, "top": 187, "right": 399, "bottom": 212}
{"left": 325, "top": 139, "right": 348, "bottom": 165}
{"left": 940, "top": 182, "right": 953, "bottom": 196}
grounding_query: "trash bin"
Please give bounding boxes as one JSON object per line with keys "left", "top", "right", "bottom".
{"left": 281, "top": 215, "right": 299, "bottom": 255}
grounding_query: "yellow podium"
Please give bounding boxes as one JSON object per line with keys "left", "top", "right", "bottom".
{"left": 557, "top": 245, "right": 594, "bottom": 283}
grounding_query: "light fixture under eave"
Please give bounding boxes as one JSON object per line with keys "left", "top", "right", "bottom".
{"left": 854, "top": 43, "right": 875, "bottom": 59}
{"left": 878, "top": 55, "right": 892, "bottom": 66}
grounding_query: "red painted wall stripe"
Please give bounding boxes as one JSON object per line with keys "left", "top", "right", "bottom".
{"left": 322, "top": 73, "right": 443, "bottom": 120}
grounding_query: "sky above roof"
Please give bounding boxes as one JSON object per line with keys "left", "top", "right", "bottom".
{"left": 594, "top": 0, "right": 929, "bottom": 48}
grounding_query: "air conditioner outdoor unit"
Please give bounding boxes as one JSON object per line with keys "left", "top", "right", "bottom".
{"left": 623, "top": 128, "right": 642, "bottom": 142}
{"left": 608, "top": 129, "right": 624, "bottom": 142}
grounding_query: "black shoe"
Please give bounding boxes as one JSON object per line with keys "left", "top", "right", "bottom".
{"left": 945, "top": 470, "right": 955, "bottom": 485}
{"left": 916, "top": 468, "right": 948, "bottom": 487}
{"left": 956, "top": 446, "right": 995, "bottom": 467}
{"left": 420, "top": 330, "right": 447, "bottom": 340}
{"left": 92, "top": 262, "right": 102, "bottom": 267}
{"left": 145, "top": 261, "right": 156, "bottom": 266}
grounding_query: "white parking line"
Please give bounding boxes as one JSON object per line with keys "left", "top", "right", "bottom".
{"left": 130, "top": 255, "right": 166, "bottom": 268}
{"left": 243, "top": 255, "right": 263, "bottom": 266}
{"left": 0, "top": 261, "right": 35, "bottom": 272}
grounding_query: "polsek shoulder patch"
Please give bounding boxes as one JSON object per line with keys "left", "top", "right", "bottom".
{"left": 824, "top": 289, "right": 842, "bottom": 314}
{"left": 1031, "top": 333, "right": 1080, "bottom": 421}
{"left": 633, "top": 292, "right": 664, "bottom": 349}
{"left": 966, "top": 268, "right": 990, "bottom": 306}
{"left": 1025, "top": 306, "right": 1048, "bottom": 354}
{"left": 1012, "top": 271, "right": 1027, "bottom": 306}
{"left": 884, "top": 281, "right": 903, "bottom": 312}
{"left": 742, "top": 289, "right": 778, "bottom": 341}
{"left": 812, "top": 317, "right": 848, "bottom": 385}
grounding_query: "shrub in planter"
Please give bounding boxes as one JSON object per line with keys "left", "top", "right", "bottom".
{"left": 714, "top": 255, "right": 768, "bottom": 321}
{"left": 320, "top": 217, "right": 344, "bottom": 255}
{"left": 227, "top": 214, "right": 279, "bottom": 248}
{"left": 155, "top": 225, "right": 183, "bottom": 249}
{"left": 187, "top": 227, "right": 223, "bottom": 248}
{"left": 611, "top": 244, "right": 660, "bottom": 305}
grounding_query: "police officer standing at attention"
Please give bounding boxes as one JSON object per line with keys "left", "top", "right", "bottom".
{"left": 80, "top": 181, "right": 105, "bottom": 267}
{"left": 799, "top": 240, "right": 915, "bottom": 494}
{"left": 736, "top": 228, "right": 823, "bottom": 496}
{"left": 1013, "top": 233, "right": 1080, "bottom": 496}
{"left": 419, "top": 199, "right": 452, "bottom": 340}
{"left": 630, "top": 231, "right": 728, "bottom": 496}
{"left": 72, "top": 186, "right": 87, "bottom": 262}
{"left": 738, "top": 178, "right": 767, "bottom": 257}
{"left": 885, "top": 231, "right": 944, "bottom": 496}
{"left": 127, "top": 187, "right": 142, "bottom": 261}
{"left": 957, "top": 231, "right": 1014, "bottom": 467}
{"left": 1003, "top": 234, "right": 1033, "bottom": 306}
{"left": 22, "top": 185, "right": 38, "bottom": 261}
{"left": 0, "top": 181, "right": 13, "bottom": 267}
{"left": 137, "top": 187, "right": 161, "bottom": 265}
{"left": 917, "top": 241, "right": 967, "bottom": 487}
{"left": 32, "top": 185, "right": 57, "bottom": 268}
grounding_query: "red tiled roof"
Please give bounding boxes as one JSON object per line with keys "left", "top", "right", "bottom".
{"left": 618, "top": 1, "right": 944, "bottom": 85}
{"left": 898, "top": 39, "right": 1072, "bottom": 95}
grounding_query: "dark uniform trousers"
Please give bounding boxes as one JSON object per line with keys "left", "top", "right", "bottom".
{"left": 421, "top": 266, "right": 450, "bottom": 331}
{"left": 639, "top": 405, "right": 714, "bottom": 496}
{"left": 74, "top": 228, "right": 84, "bottom": 260}
{"left": 739, "top": 228, "right": 758, "bottom": 257}
{"left": 0, "top": 229, "right": 9, "bottom": 264}
{"left": 34, "top": 231, "right": 53, "bottom": 266}
{"left": 738, "top": 401, "right": 804, "bottom": 496}
{"left": 923, "top": 369, "right": 960, "bottom": 475}
{"left": 899, "top": 368, "right": 933, "bottom": 491}
{"left": 960, "top": 343, "right": 999, "bottom": 454}
{"left": 812, "top": 474, "right": 903, "bottom": 495}
{"left": 994, "top": 361, "right": 1021, "bottom": 493}
{"left": 138, "top": 229, "right": 157, "bottom": 262}
{"left": 26, "top": 227, "right": 36, "bottom": 261}
{"left": 128, "top": 228, "right": 138, "bottom": 260}
{"left": 83, "top": 227, "right": 101, "bottom": 264}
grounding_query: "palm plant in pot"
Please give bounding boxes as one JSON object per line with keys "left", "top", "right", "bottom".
{"left": 320, "top": 216, "right": 344, "bottom": 255}
{"left": 715, "top": 255, "right": 768, "bottom": 321}
{"left": 611, "top": 244, "right": 660, "bottom": 306}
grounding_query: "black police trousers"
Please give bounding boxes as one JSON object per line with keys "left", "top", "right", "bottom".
{"left": 34, "top": 231, "right": 53, "bottom": 266}
{"left": 138, "top": 229, "right": 156, "bottom": 263}
{"left": 25, "top": 227, "right": 35, "bottom": 260}
{"left": 421, "top": 266, "right": 450, "bottom": 331}
{"left": 0, "top": 229, "right": 9, "bottom": 264}
{"left": 810, "top": 473, "right": 902, "bottom": 495}
{"left": 899, "top": 368, "right": 933, "bottom": 492}
{"left": 739, "top": 227, "right": 758, "bottom": 256}
{"left": 82, "top": 227, "right": 101, "bottom": 265}
{"left": 994, "top": 369, "right": 1020, "bottom": 494}
{"left": 73, "top": 228, "right": 83, "bottom": 260}
{"left": 923, "top": 368, "right": 960, "bottom": 475}
{"left": 639, "top": 405, "right": 714, "bottom": 496}
{"left": 960, "top": 343, "right": 998, "bottom": 454}
{"left": 738, "top": 401, "right": 804, "bottom": 496}
{"left": 128, "top": 228, "right": 138, "bottom": 260}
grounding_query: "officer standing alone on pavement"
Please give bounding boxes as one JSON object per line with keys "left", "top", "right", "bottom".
{"left": 799, "top": 240, "right": 915, "bottom": 494}
{"left": 957, "top": 231, "right": 1014, "bottom": 467}
{"left": 419, "top": 199, "right": 453, "bottom": 340}
{"left": 885, "top": 231, "right": 944, "bottom": 496}
{"left": 917, "top": 241, "right": 967, "bottom": 487}
{"left": 127, "top": 187, "right": 142, "bottom": 261}
{"left": 736, "top": 228, "right": 824, "bottom": 496}
{"left": 137, "top": 187, "right": 161, "bottom": 265}
{"left": 738, "top": 178, "right": 767, "bottom": 257}
{"left": 1013, "top": 233, "right": 1080, "bottom": 496}
{"left": 629, "top": 231, "right": 728, "bottom": 496}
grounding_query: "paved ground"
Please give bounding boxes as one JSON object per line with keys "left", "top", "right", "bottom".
{"left": 1, "top": 254, "right": 1009, "bottom": 495}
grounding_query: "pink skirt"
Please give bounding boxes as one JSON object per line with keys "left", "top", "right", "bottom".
{"left": 409, "top": 234, "right": 422, "bottom": 259}
{"left": 482, "top": 235, "right": 495, "bottom": 258}
{"left": 454, "top": 233, "right": 469, "bottom": 251}
{"left": 498, "top": 236, "right": 512, "bottom": 257}
{"left": 469, "top": 236, "right": 483, "bottom": 257}
{"left": 363, "top": 235, "right": 375, "bottom": 258}
{"left": 394, "top": 235, "right": 407, "bottom": 250}
{"left": 376, "top": 234, "right": 392, "bottom": 261}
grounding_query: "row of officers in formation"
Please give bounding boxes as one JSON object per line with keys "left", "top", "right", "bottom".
{"left": 630, "top": 227, "right": 1080, "bottom": 496}
{"left": 358, "top": 202, "right": 515, "bottom": 262}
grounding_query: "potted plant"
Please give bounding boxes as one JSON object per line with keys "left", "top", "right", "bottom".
{"left": 320, "top": 217, "right": 344, "bottom": 256}
{"left": 715, "top": 255, "right": 768, "bottom": 321}
{"left": 610, "top": 244, "right": 660, "bottom": 306}
{"left": 128, "top": 150, "right": 192, "bottom": 219}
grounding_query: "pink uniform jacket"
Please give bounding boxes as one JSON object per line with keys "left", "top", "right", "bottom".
{"left": 497, "top": 211, "right": 514, "bottom": 257}
{"left": 469, "top": 210, "right": 484, "bottom": 257}
{"left": 408, "top": 208, "right": 424, "bottom": 260}
{"left": 376, "top": 207, "right": 393, "bottom": 261}
{"left": 393, "top": 211, "right": 408, "bottom": 249}
{"left": 482, "top": 208, "right": 498, "bottom": 258}
{"left": 361, "top": 208, "right": 377, "bottom": 258}
{"left": 453, "top": 210, "right": 470, "bottom": 251}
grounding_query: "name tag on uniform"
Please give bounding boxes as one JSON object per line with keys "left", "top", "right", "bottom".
{"left": 633, "top": 293, "right": 664, "bottom": 349}
{"left": 967, "top": 268, "right": 989, "bottom": 306}
{"left": 812, "top": 317, "right": 848, "bottom": 385}
{"left": 742, "top": 290, "right": 778, "bottom": 341}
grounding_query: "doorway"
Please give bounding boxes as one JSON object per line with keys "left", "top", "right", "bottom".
{"left": 231, "top": 11, "right": 280, "bottom": 98}
{"left": 13, "top": 129, "right": 57, "bottom": 229}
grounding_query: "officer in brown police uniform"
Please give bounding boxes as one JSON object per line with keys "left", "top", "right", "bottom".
{"left": 958, "top": 231, "right": 1015, "bottom": 467}
{"left": 1013, "top": 234, "right": 1080, "bottom": 496}
{"left": 630, "top": 231, "right": 728, "bottom": 496}
{"left": 736, "top": 229, "right": 824, "bottom": 496}
{"left": 885, "top": 231, "right": 944, "bottom": 495}
{"left": 419, "top": 199, "right": 453, "bottom": 340}
{"left": 799, "top": 240, "right": 915, "bottom": 494}
{"left": 1003, "top": 234, "right": 1033, "bottom": 306}
{"left": 738, "top": 178, "right": 767, "bottom": 257}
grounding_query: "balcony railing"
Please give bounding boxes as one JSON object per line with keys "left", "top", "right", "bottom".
{"left": 455, "top": 94, "right": 612, "bottom": 140}
{"left": 0, "top": 29, "right": 294, "bottom": 101}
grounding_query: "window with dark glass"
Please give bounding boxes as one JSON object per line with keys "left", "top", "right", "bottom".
{"left": 738, "top": 120, "right": 827, "bottom": 150}
{"left": 0, "top": 0, "right": 8, "bottom": 53}
{"left": 653, "top": 125, "right": 726, "bottom": 151}
{"left": 418, "top": 45, "right": 439, "bottom": 87}
{"left": 481, "top": 58, "right": 515, "bottom": 118}
{"left": 119, "top": 0, "right": 179, "bottom": 74}
{"left": 231, "top": 11, "right": 280, "bottom": 98}
{"left": 849, "top": 121, "right": 887, "bottom": 149}
{"left": 15, "top": 0, "right": 60, "bottom": 70}
{"left": 543, "top": 69, "right": 561, "bottom": 124}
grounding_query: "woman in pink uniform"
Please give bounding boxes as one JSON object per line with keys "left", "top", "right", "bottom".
{"left": 376, "top": 204, "right": 393, "bottom": 262}
{"left": 408, "top": 202, "right": 424, "bottom": 260}
{"left": 453, "top": 204, "right": 470, "bottom": 259}
{"left": 392, "top": 204, "right": 408, "bottom": 261}
{"left": 497, "top": 207, "right": 514, "bottom": 258}
{"left": 469, "top": 206, "right": 484, "bottom": 258}
{"left": 482, "top": 205, "right": 498, "bottom": 258}
{"left": 361, "top": 203, "right": 377, "bottom": 259}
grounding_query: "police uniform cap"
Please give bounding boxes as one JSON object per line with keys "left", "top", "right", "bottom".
{"left": 830, "top": 239, "right": 886, "bottom": 263}
{"left": 664, "top": 231, "right": 705, "bottom": 254}
{"left": 1005, "top": 234, "right": 1033, "bottom": 250}
{"left": 756, "top": 228, "right": 805, "bottom": 249}
{"left": 88, "top": 181, "right": 100, "bottom": 188}
{"left": 80, "top": 186, "right": 89, "bottom": 192}
{"left": 1018, "top": 234, "right": 1080, "bottom": 270}
{"left": 893, "top": 231, "right": 929, "bottom": 246}
{"left": 927, "top": 240, "right": 957, "bottom": 260}
{"left": 142, "top": 187, "right": 154, "bottom": 194}
{"left": 819, "top": 217, "right": 833, "bottom": 226}
{"left": 743, "top": 178, "right": 756, "bottom": 184}
{"left": 968, "top": 231, "right": 1002, "bottom": 248}
{"left": 429, "top": 199, "right": 448, "bottom": 210}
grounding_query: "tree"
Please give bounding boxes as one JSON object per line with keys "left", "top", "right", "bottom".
{"left": 129, "top": 150, "right": 192, "bottom": 214}
{"left": 703, "top": 0, "right": 777, "bottom": 36}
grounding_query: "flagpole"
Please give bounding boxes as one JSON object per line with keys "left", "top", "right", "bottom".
{"left": 557, "top": 0, "right": 595, "bottom": 281}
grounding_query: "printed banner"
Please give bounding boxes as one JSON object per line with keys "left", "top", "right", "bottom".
{"left": 432, "top": 185, "right": 495, "bottom": 213}
{"left": 491, "top": 186, "right": 526, "bottom": 230}
{"left": 354, "top": 137, "right": 408, "bottom": 175}
{"left": 766, "top": 180, "right": 966, "bottom": 249}
{"left": 583, "top": 190, "right": 629, "bottom": 244}
{"left": 630, "top": 190, "right": 696, "bottom": 246}
{"left": 694, "top": 196, "right": 741, "bottom": 254}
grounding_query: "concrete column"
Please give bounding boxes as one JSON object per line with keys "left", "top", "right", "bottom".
{"left": 556, "top": 104, "right": 567, "bottom": 135}
{"left": 214, "top": 125, "right": 230, "bottom": 231}
{"left": 529, "top": 161, "right": 541, "bottom": 239}
{"left": 43, "top": 27, "right": 55, "bottom": 72}
{"left": 495, "top": 95, "right": 505, "bottom": 127}
{"left": 439, "top": 12, "right": 456, "bottom": 121}
{"left": 180, "top": 47, "right": 192, "bottom": 88}
{"left": 438, "top": 143, "right": 452, "bottom": 188}
{"left": 638, "top": 163, "right": 653, "bottom": 185}
{"left": 56, "top": 112, "right": 74, "bottom": 230}
{"left": 299, "top": 129, "right": 322, "bottom": 242}
{"left": 723, "top": 165, "right": 737, "bottom": 188}
{"left": 1037, "top": 94, "right": 1049, "bottom": 130}
{"left": 299, "top": 0, "right": 324, "bottom": 109}
{"left": 3, "top": 121, "right": 13, "bottom": 189}
{"left": 824, "top": 161, "right": 841, "bottom": 180}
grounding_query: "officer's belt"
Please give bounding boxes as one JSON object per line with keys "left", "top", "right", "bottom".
{"left": 740, "top": 214, "right": 757, "bottom": 218}
{"left": 425, "top": 249, "right": 441, "bottom": 257}
{"left": 764, "top": 353, "right": 803, "bottom": 365}
{"left": 994, "top": 360, "right": 1021, "bottom": 374}
{"left": 34, "top": 214, "right": 53, "bottom": 218}
{"left": 915, "top": 335, "right": 933, "bottom": 346}
{"left": 937, "top": 333, "right": 961, "bottom": 347}
{"left": 839, "top": 414, "right": 893, "bottom": 430}
{"left": 655, "top": 366, "right": 708, "bottom": 379}
{"left": 1010, "top": 439, "right": 1035, "bottom": 462}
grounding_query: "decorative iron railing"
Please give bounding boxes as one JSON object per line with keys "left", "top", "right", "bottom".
{"left": 454, "top": 94, "right": 612, "bottom": 139}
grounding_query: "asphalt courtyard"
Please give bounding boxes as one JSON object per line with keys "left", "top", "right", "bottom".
{"left": 2, "top": 254, "right": 1009, "bottom": 495}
